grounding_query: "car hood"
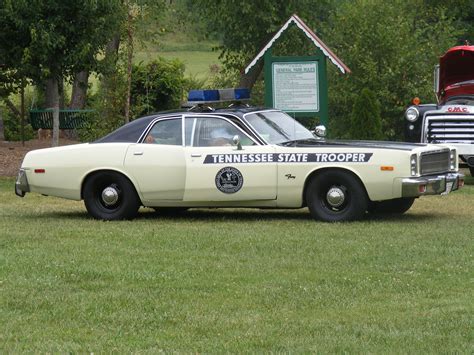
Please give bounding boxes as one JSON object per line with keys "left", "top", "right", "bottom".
{"left": 279, "top": 139, "right": 427, "bottom": 151}
{"left": 440, "top": 46, "right": 474, "bottom": 92}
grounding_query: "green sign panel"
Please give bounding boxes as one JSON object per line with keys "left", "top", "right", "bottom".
{"left": 264, "top": 51, "right": 328, "bottom": 125}
{"left": 272, "top": 61, "right": 319, "bottom": 112}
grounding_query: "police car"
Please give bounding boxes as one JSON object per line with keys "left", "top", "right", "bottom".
{"left": 16, "top": 89, "right": 464, "bottom": 222}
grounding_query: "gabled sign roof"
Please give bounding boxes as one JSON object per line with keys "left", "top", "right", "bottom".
{"left": 244, "top": 14, "right": 350, "bottom": 75}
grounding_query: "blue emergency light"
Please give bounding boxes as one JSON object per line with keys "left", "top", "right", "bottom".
{"left": 187, "top": 88, "right": 250, "bottom": 104}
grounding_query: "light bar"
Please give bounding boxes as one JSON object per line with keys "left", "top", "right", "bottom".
{"left": 187, "top": 88, "right": 250, "bottom": 104}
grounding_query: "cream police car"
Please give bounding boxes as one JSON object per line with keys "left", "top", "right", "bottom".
{"left": 16, "top": 89, "right": 464, "bottom": 222}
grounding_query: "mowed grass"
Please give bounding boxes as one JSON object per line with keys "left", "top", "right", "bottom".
{"left": 0, "top": 176, "right": 473, "bottom": 352}
{"left": 134, "top": 36, "right": 221, "bottom": 80}
{"left": 135, "top": 50, "right": 220, "bottom": 79}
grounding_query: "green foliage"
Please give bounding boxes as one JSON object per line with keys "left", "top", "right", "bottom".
{"left": 77, "top": 72, "right": 128, "bottom": 142}
{"left": 130, "top": 58, "right": 185, "bottom": 118}
{"left": 190, "top": 0, "right": 339, "bottom": 71}
{"left": 182, "top": 75, "right": 207, "bottom": 97}
{"left": 0, "top": 0, "right": 124, "bottom": 82}
{"left": 325, "top": 0, "right": 461, "bottom": 140}
{"left": 350, "top": 88, "right": 383, "bottom": 140}
{"left": 424, "top": 0, "right": 474, "bottom": 43}
{"left": 1, "top": 109, "right": 34, "bottom": 141}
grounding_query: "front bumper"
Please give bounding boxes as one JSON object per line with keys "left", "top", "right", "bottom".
{"left": 15, "top": 169, "right": 30, "bottom": 197}
{"left": 401, "top": 172, "right": 464, "bottom": 198}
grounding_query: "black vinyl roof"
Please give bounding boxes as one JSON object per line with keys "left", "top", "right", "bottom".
{"left": 94, "top": 106, "right": 268, "bottom": 143}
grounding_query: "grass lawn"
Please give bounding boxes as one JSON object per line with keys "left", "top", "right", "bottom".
{"left": 1, "top": 175, "right": 473, "bottom": 352}
{"left": 135, "top": 50, "right": 220, "bottom": 79}
{"left": 134, "top": 37, "right": 221, "bottom": 80}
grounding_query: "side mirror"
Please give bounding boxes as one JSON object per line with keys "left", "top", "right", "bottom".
{"left": 232, "top": 135, "right": 243, "bottom": 150}
{"left": 314, "top": 125, "right": 326, "bottom": 139}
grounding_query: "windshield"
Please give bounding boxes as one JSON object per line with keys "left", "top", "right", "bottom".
{"left": 244, "top": 111, "right": 314, "bottom": 144}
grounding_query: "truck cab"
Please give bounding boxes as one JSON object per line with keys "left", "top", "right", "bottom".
{"left": 405, "top": 45, "right": 474, "bottom": 176}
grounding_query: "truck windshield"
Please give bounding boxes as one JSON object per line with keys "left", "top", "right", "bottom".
{"left": 244, "top": 111, "right": 314, "bottom": 144}
{"left": 445, "top": 96, "right": 474, "bottom": 105}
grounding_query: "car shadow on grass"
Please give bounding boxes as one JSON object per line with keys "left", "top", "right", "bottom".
{"left": 28, "top": 207, "right": 437, "bottom": 223}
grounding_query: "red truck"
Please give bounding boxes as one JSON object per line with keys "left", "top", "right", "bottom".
{"left": 405, "top": 45, "right": 474, "bottom": 176}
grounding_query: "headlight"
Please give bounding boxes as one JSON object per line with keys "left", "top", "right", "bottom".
{"left": 449, "top": 149, "right": 456, "bottom": 170}
{"left": 410, "top": 154, "right": 418, "bottom": 176}
{"left": 405, "top": 107, "right": 419, "bottom": 122}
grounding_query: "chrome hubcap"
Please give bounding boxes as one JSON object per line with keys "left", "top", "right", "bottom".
{"left": 101, "top": 186, "right": 119, "bottom": 206}
{"left": 326, "top": 187, "right": 345, "bottom": 208}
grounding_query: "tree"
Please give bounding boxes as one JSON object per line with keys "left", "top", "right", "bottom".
{"left": 424, "top": 0, "right": 474, "bottom": 44}
{"left": 188, "top": 0, "right": 340, "bottom": 89}
{"left": 0, "top": 0, "right": 123, "bottom": 146}
{"left": 324, "top": 0, "right": 461, "bottom": 140}
{"left": 350, "top": 88, "right": 383, "bottom": 140}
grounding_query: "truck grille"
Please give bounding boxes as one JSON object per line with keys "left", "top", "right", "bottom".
{"left": 420, "top": 149, "right": 450, "bottom": 175}
{"left": 425, "top": 114, "right": 474, "bottom": 143}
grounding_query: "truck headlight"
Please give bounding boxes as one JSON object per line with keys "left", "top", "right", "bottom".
{"left": 410, "top": 154, "right": 418, "bottom": 176}
{"left": 449, "top": 149, "right": 456, "bottom": 170}
{"left": 405, "top": 107, "right": 419, "bottom": 122}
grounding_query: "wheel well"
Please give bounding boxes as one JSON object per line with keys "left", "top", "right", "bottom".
{"left": 80, "top": 169, "right": 140, "bottom": 202}
{"left": 302, "top": 167, "right": 369, "bottom": 207}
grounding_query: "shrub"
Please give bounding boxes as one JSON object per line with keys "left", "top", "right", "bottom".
{"left": 1, "top": 108, "right": 34, "bottom": 141}
{"left": 350, "top": 88, "right": 383, "bottom": 140}
{"left": 130, "top": 58, "right": 185, "bottom": 118}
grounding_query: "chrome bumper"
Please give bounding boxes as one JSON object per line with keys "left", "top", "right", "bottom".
{"left": 15, "top": 169, "right": 30, "bottom": 197}
{"left": 401, "top": 172, "right": 464, "bottom": 198}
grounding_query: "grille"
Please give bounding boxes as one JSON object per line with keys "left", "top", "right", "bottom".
{"left": 420, "top": 149, "right": 450, "bottom": 175}
{"left": 425, "top": 115, "right": 474, "bottom": 143}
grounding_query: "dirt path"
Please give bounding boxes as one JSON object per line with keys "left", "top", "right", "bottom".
{"left": 0, "top": 139, "right": 79, "bottom": 177}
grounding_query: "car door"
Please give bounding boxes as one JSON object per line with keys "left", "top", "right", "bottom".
{"left": 124, "top": 116, "right": 186, "bottom": 202}
{"left": 183, "top": 115, "right": 277, "bottom": 202}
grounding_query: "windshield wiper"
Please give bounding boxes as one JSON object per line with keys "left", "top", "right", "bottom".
{"left": 256, "top": 113, "right": 291, "bottom": 140}
{"left": 278, "top": 138, "right": 321, "bottom": 146}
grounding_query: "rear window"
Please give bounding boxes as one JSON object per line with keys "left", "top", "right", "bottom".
{"left": 95, "top": 115, "right": 156, "bottom": 143}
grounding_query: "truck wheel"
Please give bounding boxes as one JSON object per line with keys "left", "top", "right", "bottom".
{"left": 83, "top": 171, "right": 140, "bottom": 220}
{"left": 368, "top": 197, "right": 415, "bottom": 214}
{"left": 306, "top": 170, "right": 368, "bottom": 222}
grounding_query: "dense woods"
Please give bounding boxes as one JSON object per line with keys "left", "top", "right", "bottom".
{"left": 1, "top": 0, "right": 473, "bottom": 143}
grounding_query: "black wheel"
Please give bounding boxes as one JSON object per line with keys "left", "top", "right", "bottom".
{"left": 368, "top": 197, "right": 415, "bottom": 214}
{"left": 469, "top": 166, "right": 474, "bottom": 177}
{"left": 153, "top": 207, "right": 189, "bottom": 215}
{"left": 83, "top": 171, "right": 140, "bottom": 220}
{"left": 306, "top": 170, "right": 368, "bottom": 222}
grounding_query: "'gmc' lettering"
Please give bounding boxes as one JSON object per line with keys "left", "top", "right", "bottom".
{"left": 447, "top": 107, "right": 469, "bottom": 113}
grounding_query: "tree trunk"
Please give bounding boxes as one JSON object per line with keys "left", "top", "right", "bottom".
{"left": 102, "top": 34, "right": 121, "bottom": 97}
{"left": 70, "top": 70, "right": 89, "bottom": 109}
{"left": 0, "top": 110, "right": 4, "bottom": 141}
{"left": 239, "top": 57, "right": 264, "bottom": 90}
{"left": 2, "top": 98, "right": 21, "bottom": 119}
{"left": 20, "top": 80, "right": 25, "bottom": 146}
{"left": 45, "top": 78, "right": 55, "bottom": 108}
{"left": 105, "top": 34, "right": 120, "bottom": 67}
{"left": 59, "top": 79, "right": 65, "bottom": 109}
{"left": 46, "top": 78, "right": 60, "bottom": 147}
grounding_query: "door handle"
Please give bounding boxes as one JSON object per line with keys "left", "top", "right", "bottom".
{"left": 191, "top": 153, "right": 202, "bottom": 157}
{"left": 133, "top": 151, "right": 144, "bottom": 156}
